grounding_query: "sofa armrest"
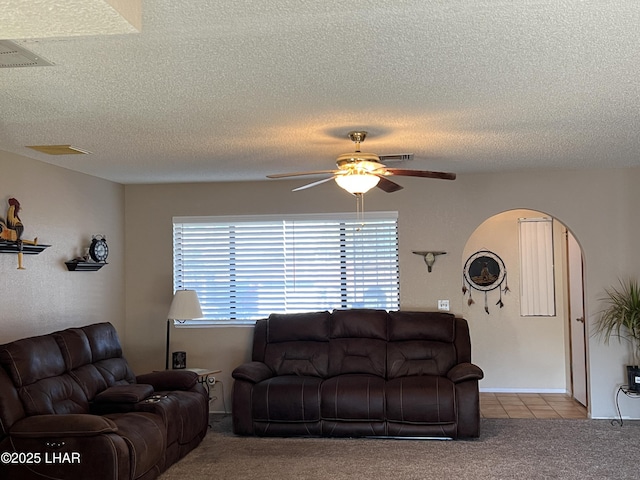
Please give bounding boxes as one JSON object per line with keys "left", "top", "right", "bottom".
{"left": 94, "top": 384, "right": 154, "bottom": 404}
{"left": 447, "top": 363, "right": 484, "bottom": 384}
{"left": 136, "top": 370, "right": 198, "bottom": 391}
{"left": 232, "top": 362, "right": 274, "bottom": 384}
{"left": 10, "top": 414, "right": 118, "bottom": 438}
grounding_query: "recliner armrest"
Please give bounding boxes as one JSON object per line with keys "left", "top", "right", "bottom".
{"left": 10, "top": 414, "right": 118, "bottom": 438}
{"left": 136, "top": 370, "right": 198, "bottom": 391}
{"left": 232, "top": 362, "right": 274, "bottom": 384}
{"left": 447, "top": 363, "right": 484, "bottom": 383}
{"left": 94, "top": 384, "right": 154, "bottom": 404}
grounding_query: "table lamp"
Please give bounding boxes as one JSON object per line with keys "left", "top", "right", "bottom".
{"left": 166, "top": 289, "right": 203, "bottom": 370}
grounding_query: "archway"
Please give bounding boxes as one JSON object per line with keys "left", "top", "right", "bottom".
{"left": 462, "top": 209, "right": 588, "bottom": 407}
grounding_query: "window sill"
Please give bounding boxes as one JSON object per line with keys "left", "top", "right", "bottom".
{"left": 174, "top": 320, "right": 256, "bottom": 328}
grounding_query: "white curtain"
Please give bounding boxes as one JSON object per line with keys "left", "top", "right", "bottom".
{"left": 519, "top": 217, "right": 556, "bottom": 316}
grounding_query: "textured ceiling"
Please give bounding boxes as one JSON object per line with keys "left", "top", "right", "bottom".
{"left": 1, "top": 0, "right": 639, "bottom": 184}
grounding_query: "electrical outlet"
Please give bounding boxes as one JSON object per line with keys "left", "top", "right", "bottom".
{"left": 438, "top": 300, "right": 450, "bottom": 311}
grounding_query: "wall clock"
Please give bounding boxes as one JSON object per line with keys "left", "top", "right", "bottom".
{"left": 89, "top": 235, "right": 109, "bottom": 263}
{"left": 462, "top": 250, "right": 509, "bottom": 314}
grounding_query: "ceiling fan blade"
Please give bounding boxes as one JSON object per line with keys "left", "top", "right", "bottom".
{"left": 375, "top": 176, "right": 404, "bottom": 193}
{"left": 267, "top": 170, "right": 338, "bottom": 179}
{"left": 384, "top": 168, "right": 456, "bottom": 180}
{"left": 292, "top": 176, "right": 336, "bottom": 191}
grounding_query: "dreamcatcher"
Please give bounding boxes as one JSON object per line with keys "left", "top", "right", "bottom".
{"left": 462, "top": 250, "right": 509, "bottom": 314}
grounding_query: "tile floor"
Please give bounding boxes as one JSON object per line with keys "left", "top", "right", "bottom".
{"left": 480, "top": 393, "right": 588, "bottom": 419}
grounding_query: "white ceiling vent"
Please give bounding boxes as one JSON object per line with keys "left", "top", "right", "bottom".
{"left": 0, "top": 40, "right": 54, "bottom": 68}
{"left": 379, "top": 153, "right": 414, "bottom": 164}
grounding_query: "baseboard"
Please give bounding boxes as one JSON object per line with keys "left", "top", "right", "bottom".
{"left": 480, "top": 388, "right": 568, "bottom": 394}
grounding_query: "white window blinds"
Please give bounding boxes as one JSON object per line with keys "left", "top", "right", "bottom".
{"left": 519, "top": 217, "right": 556, "bottom": 316}
{"left": 173, "top": 212, "right": 399, "bottom": 325}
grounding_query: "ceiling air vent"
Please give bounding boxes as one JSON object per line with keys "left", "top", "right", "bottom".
{"left": 26, "top": 145, "right": 91, "bottom": 155}
{"left": 0, "top": 40, "right": 54, "bottom": 68}
{"left": 379, "top": 153, "right": 414, "bottom": 164}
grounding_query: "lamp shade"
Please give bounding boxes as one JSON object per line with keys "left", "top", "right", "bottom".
{"left": 335, "top": 173, "right": 380, "bottom": 194}
{"left": 168, "top": 290, "right": 203, "bottom": 320}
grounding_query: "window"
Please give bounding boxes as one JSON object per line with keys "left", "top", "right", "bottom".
{"left": 173, "top": 212, "right": 399, "bottom": 325}
{"left": 519, "top": 217, "right": 556, "bottom": 316}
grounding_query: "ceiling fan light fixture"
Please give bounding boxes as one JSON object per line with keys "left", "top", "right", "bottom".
{"left": 335, "top": 172, "right": 380, "bottom": 194}
{"left": 267, "top": 129, "right": 455, "bottom": 195}
{"left": 336, "top": 152, "right": 382, "bottom": 169}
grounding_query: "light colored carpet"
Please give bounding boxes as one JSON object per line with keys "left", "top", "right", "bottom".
{"left": 160, "top": 415, "right": 639, "bottom": 479}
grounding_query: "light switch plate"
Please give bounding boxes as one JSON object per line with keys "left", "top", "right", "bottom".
{"left": 438, "top": 300, "right": 450, "bottom": 311}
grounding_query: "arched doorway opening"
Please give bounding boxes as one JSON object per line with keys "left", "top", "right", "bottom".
{"left": 462, "top": 209, "right": 588, "bottom": 409}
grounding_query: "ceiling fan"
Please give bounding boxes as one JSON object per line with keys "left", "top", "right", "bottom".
{"left": 267, "top": 131, "right": 456, "bottom": 195}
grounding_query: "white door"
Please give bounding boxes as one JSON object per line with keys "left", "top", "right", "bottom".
{"left": 567, "top": 231, "right": 588, "bottom": 407}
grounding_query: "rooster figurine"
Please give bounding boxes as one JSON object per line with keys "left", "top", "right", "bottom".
{"left": 0, "top": 198, "right": 38, "bottom": 269}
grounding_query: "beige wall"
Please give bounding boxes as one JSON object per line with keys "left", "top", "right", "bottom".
{"left": 125, "top": 168, "right": 640, "bottom": 419}
{"left": 0, "top": 150, "right": 125, "bottom": 343}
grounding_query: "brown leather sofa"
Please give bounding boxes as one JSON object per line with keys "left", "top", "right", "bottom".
{"left": 0, "top": 322, "right": 209, "bottom": 480}
{"left": 232, "top": 309, "right": 484, "bottom": 439}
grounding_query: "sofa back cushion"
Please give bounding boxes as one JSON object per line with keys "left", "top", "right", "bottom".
{"left": 82, "top": 323, "right": 135, "bottom": 386}
{"left": 267, "top": 312, "right": 331, "bottom": 342}
{"left": 330, "top": 309, "right": 388, "bottom": 340}
{"left": 54, "top": 327, "right": 92, "bottom": 369}
{"left": 0, "top": 335, "right": 89, "bottom": 415}
{"left": 54, "top": 328, "right": 108, "bottom": 400}
{"left": 263, "top": 312, "right": 330, "bottom": 377}
{"left": 387, "top": 311, "right": 459, "bottom": 379}
{"left": 20, "top": 374, "right": 89, "bottom": 415}
{"left": 328, "top": 310, "right": 388, "bottom": 377}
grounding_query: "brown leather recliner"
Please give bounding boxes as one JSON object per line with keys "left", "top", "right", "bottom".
{"left": 232, "top": 309, "right": 484, "bottom": 439}
{"left": 0, "top": 322, "right": 209, "bottom": 480}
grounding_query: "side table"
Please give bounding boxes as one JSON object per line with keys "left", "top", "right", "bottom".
{"left": 612, "top": 385, "right": 640, "bottom": 426}
{"left": 184, "top": 368, "right": 221, "bottom": 397}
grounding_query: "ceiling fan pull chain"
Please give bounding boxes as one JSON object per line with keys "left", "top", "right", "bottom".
{"left": 356, "top": 193, "right": 365, "bottom": 230}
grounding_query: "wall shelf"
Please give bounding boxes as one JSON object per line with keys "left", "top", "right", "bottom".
{"left": 0, "top": 241, "right": 50, "bottom": 254}
{"left": 65, "top": 261, "right": 107, "bottom": 272}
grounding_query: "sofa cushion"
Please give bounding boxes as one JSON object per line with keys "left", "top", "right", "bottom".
{"left": 81, "top": 323, "right": 124, "bottom": 362}
{"left": 265, "top": 341, "right": 329, "bottom": 377}
{"left": 387, "top": 311, "right": 458, "bottom": 378}
{"left": 0, "top": 335, "right": 67, "bottom": 387}
{"left": 54, "top": 328, "right": 92, "bottom": 370}
{"left": 20, "top": 374, "right": 89, "bottom": 415}
{"left": 0, "top": 334, "right": 90, "bottom": 415}
{"left": 321, "top": 374, "right": 385, "bottom": 421}
{"left": 267, "top": 311, "right": 331, "bottom": 342}
{"left": 263, "top": 312, "right": 331, "bottom": 377}
{"left": 68, "top": 364, "right": 109, "bottom": 401}
{"left": 386, "top": 376, "right": 456, "bottom": 423}
{"left": 252, "top": 375, "right": 322, "bottom": 422}
{"left": 330, "top": 309, "right": 388, "bottom": 340}
{"left": 94, "top": 358, "right": 136, "bottom": 386}
{"left": 387, "top": 340, "right": 457, "bottom": 379}
{"left": 328, "top": 338, "right": 386, "bottom": 377}
{"left": 388, "top": 311, "right": 456, "bottom": 342}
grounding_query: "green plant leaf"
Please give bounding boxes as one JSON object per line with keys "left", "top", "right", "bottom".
{"left": 596, "top": 278, "right": 640, "bottom": 365}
